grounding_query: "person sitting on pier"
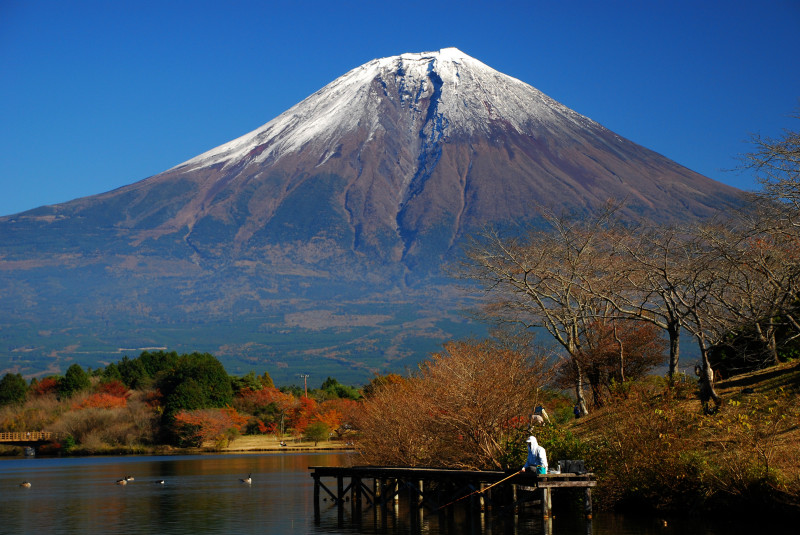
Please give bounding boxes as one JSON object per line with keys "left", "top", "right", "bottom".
{"left": 521, "top": 435, "right": 548, "bottom": 475}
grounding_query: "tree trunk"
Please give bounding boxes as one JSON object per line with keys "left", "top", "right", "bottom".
{"left": 755, "top": 320, "right": 780, "bottom": 366}
{"left": 698, "top": 348, "right": 721, "bottom": 414}
{"left": 667, "top": 322, "right": 681, "bottom": 385}
{"left": 613, "top": 323, "right": 625, "bottom": 383}
{"left": 575, "top": 361, "right": 589, "bottom": 416}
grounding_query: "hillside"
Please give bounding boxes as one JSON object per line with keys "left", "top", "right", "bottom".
{"left": 558, "top": 362, "right": 800, "bottom": 515}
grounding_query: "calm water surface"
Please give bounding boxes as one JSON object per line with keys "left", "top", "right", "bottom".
{"left": 0, "top": 453, "right": 782, "bottom": 534}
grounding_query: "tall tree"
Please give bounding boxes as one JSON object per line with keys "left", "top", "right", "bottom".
{"left": 0, "top": 373, "right": 28, "bottom": 406}
{"left": 700, "top": 218, "right": 800, "bottom": 369}
{"left": 58, "top": 364, "right": 91, "bottom": 399}
{"left": 157, "top": 352, "right": 233, "bottom": 419}
{"left": 740, "top": 109, "right": 800, "bottom": 218}
{"left": 723, "top": 114, "right": 800, "bottom": 364}
{"left": 670, "top": 225, "right": 733, "bottom": 413}
{"left": 603, "top": 224, "right": 695, "bottom": 384}
{"left": 459, "top": 207, "right": 618, "bottom": 416}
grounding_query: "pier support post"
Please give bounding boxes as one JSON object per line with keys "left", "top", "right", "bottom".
{"left": 584, "top": 487, "right": 593, "bottom": 519}
{"left": 379, "top": 478, "right": 388, "bottom": 516}
{"left": 512, "top": 484, "right": 518, "bottom": 513}
{"left": 313, "top": 475, "right": 321, "bottom": 523}
{"left": 337, "top": 476, "right": 344, "bottom": 525}
{"left": 542, "top": 487, "right": 552, "bottom": 519}
{"left": 354, "top": 476, "right": 362, "bottom": 514}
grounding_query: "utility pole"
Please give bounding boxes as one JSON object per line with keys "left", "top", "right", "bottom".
{"left": 297, "top": 373, "right": 310, "bottom": 398}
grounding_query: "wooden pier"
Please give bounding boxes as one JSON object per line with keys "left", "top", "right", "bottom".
{"left": 309, "top": 464, "right": 596, "bottom": 525}
{"left": 0, "top": 431, "right": 55, "bottom": 444}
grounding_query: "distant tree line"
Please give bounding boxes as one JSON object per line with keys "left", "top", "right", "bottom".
{"left": 0, "top": 349, "right": 363, "bottom": 451}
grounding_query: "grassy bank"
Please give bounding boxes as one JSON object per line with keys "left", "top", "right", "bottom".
{"left": 538, "top": 361, "right": 800, "bottom": 518}
{"left": 212, "top": 435, "right": 352, "bottom": 452}
{"left": 0, "top": 435, "right": 352, "bottom": 457}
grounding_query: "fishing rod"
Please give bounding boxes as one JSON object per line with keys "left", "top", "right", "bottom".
{"left": 437, "top": 469, "right": 523, "bottom": 510}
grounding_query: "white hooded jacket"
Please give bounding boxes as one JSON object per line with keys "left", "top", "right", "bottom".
{"left": 522, "top": 435, "right": 548, "bottom": 471}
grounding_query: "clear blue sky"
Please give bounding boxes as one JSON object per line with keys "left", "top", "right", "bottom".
{"left": 1, "top": 0, "right": 798, "bottom": 217}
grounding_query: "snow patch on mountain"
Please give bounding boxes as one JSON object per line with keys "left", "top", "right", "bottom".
{"left": 173, "top": 48, "right": 599, "bottom": 173}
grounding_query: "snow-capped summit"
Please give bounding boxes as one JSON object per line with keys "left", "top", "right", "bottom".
{"left": 177, "top": 48, "right": 587, "bottom": 174}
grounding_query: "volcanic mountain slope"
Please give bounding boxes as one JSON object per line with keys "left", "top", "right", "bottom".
{"left": 0, "top": 48, "right": 742, "bottom": 382}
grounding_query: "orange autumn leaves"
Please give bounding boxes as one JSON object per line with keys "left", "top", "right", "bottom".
{"left": 172, "top": 387, "right": 360, "bottom": 446}
{"left": 74, "top": 380, "right": 131, "bottom": 410}
{"left": 173, "top": 406, "right": 249, "bottom": 447}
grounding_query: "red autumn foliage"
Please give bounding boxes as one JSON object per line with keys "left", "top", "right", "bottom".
{"left": 557, "top": 319, "right": 667, "bottom": 407}
{"left": 96, "top": 380, "right": 130, "bottom": 398}
{"left": 32, "top": 377, "right": 59, "bottom": 397}
{"left": 257, "top": 420, "right": 278, "bottom": 434}
{"left": 173, "top": 406, "right": 248, "bottom": 446}
{"left": 75, "top": 392, "right": 128, "bottom": 409}
{"left": 502, "top": 415, "right": 528, "bottom": 431}
{"left": 237, "top": 387, "right": 297, "bottom": 413}
{"left": 314, "top": 398, "right": 360, "bottom": 435}
{"left": 143, "top": 389, "right": 163, "bottom": 409}
{"left": 289, "top": 396, "right": 316, "bottom": 435}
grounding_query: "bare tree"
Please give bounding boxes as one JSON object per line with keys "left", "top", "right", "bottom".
{"left": 557, "top": 318, "right": 666, "bottom": 407}
{"left": 671, "top": 224, "right": 738, "bottom": 413}
{"left": 739, "top": 109, "right": 800, "bottom": 219}
{"left": 458, "top": 207, "right": 619, "bottom": 416}
{"left": 711, "top": 111, "right": 800, "bottom": 367}
{"left": 603, "top": 224, "right": 695, "bottom": 384}
{"left": 699, "top": 218, "right": 800, "bottom": 368}
{"left": 601, "top": 220, "right": 733, "bottom": 411}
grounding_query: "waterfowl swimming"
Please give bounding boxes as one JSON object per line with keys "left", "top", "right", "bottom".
{"left": 240, "top": 473, "right": 252, "bottom": 484}
{"left": 116, "top": 478, "right": 128, "bottom": 485}
{"left": 19, "top": 481, "right": 31, "bottom": 488}
{"left": 124, "top": 475, "right": 134, "bottom": 481}
{"left": 156, "top": 480, "right": 165, "bottom": 485}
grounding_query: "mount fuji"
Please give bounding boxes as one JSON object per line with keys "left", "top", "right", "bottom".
{"left": 0, "top": 48, "right": 742, "bottom": 383}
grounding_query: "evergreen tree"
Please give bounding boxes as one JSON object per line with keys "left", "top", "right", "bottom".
{"left": 158, "top": 352, "right": 233, "bottom": 418}
{"left": 0, "top": 373, "right": 28, "bottom": 405}
{"left": 58, "top": 364, "right": 90, "bottom": 399}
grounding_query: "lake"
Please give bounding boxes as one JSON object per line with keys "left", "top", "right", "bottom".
{"left": 0, "top": 452, "right": 783, "bottom": 534}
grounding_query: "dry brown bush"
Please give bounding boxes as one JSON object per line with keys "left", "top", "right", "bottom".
{"left": 355, "top": 338, "right": 552, "bottom": 469}
{"left": 46, "top": 391, "right": 159, "bottom": 449}
{"left": 0, "top": 393, "right": 63, "bottom": 431}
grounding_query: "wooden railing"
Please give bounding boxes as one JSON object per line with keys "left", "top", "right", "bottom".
{"left": 0, "top": 431, "right": 54, "bottom": 442}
